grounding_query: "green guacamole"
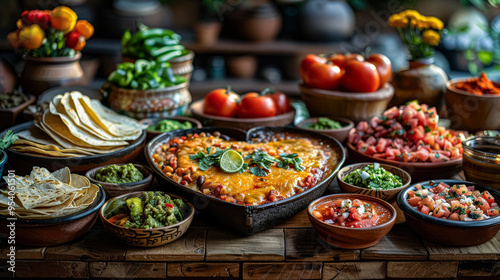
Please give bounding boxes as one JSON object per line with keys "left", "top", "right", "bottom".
{"left": 309, "top": 117, "right": 343, "bottom": 130}
{"left": 344, "top": 163, "right": 403, "bottom": 190}
{"left": 146, "top": 119, "right": 192, "bottom": 132}
{"left": 95, "top": 163, "right": 143, "bottom": 184}
{"left": 104, "top": 191, "right": 190, "bottom": 229}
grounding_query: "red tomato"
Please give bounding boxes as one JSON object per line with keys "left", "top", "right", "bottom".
{"left": 341, "top": 60, "right": 380, "bottom": 92}
{"left": 238, "top": 92, "right": 277, "bottom": 118}
{"left": 300, "top": 54, "right": 325, "bottom": 83}
{"left": 266, "top": 90, "right": 291, "bottom": 115}
{"left": 306, "top": 61, "right": 343, "bottom": 90}
{"left": 203, "top": 87, "right": 239, "bottom": 117}
{"left": 482, "top": 191, "right": 495, "bottom": 205}
{"left": 366, "top": 53, "right": 392, "bottom": 88}
{"left": 345, "top": 211, "right": 378, "bottom": 228}
{"left": 328, "top": 53, "right": 364, "bottom": 69}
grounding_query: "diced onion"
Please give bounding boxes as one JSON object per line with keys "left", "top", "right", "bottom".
{"left": 373, "top": 162, "right": 380, "bottom": 170}
{"left": 361, "top": 171, "right": 370, "bottom": 181}
{"left": 342, "top": 212, "right": 350, "bottom": 219}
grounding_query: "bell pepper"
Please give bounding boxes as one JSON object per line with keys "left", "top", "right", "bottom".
{"left": 50, "top": 6, "right": 77, "bottom": 33}
{"left": 75, "top": 20, "right": 94, "bottom": 39}
{"left": 65, "top": 30, "right": 85, "bottom": 51}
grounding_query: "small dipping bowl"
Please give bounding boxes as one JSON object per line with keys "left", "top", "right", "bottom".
{"left": 463, "top": 136, "right": 500, "bottom": 191}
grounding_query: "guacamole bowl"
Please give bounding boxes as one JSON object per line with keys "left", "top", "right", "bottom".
{"left": 99, "top": 191, "right": 195, "bottom": 247}
{"left": 86, "top": 163, "right": 154, "bottom": 198}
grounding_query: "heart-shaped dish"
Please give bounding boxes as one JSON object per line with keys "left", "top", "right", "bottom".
{"left": 145, "top": 126, "right": 346, "bottom": 234}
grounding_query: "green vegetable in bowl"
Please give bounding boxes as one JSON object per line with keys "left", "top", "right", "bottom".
{"left": 104, "top": 191, "right": 190, "bottom": 229}
{"left": 344, "top": 163, "right": 403, "bottom": 190}
{"left": 147, "top": 119, "right": 192, "bottom": 132}
{"left": 309, "top": 117, "right": 343, "bottom": 130}
{"left": 95, "top": 163, "right": 144, "bottom": 184}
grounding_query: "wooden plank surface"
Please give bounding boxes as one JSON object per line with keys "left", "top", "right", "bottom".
{"left": 275, "top": 209, "right": 311, "bottom": 228}
{"left": 458, "top": 261, "right": 500, "bottom": 277}
{"left": 167, "top": 262, "right": 240, "bottom": 278}
{"left": 89, "top": 262, "right": 166, "bottom": 278}
{"left": 387, "top": 261, "right": 459, "bottom": 278}
{"left": 361, "top": 225, "right": 428, "bottom": 260}
{"left": 424, "top": 232, "right": 500, "bottom": 261}
{"left": 14, "top": 260, "right": 89, "bottom": 278}
{"left": 323, "top": 262, "right": 387, "bottom": 280}
{"left": 0, "top": 246, "right": 45, "bottom": 260}
{"left": 126, "top": 228, "right": 205, "bottom": 261}
{"left": 206, "top": 229, "right": 284, "bottom": 261}
{"left": 242, "top": 262, "right": 322, "bottom": 280}
{"left": 44, "top": 228, "right": 128, "bottom": 261}
{"left": 285, "top": 228, "right": 360, "bottom": 261}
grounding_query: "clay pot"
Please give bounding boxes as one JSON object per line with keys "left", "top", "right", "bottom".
{"left": 391, "top": 58, "right": 448, "bottom": 109}
{"left": 194, "top": 21, "right": 222, "bottom": 46}
{"left": 226, "top": 56, "right": 258, "bottom": 78}
{"left": 21, "top": 53, "right": 83, "bottom": 96}
{"left": 238, "top": 4, "right": 282, "bottom": 42}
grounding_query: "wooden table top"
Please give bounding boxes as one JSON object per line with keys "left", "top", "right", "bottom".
{"left": 1, "top": 175, "right": 499, "bottom": 279}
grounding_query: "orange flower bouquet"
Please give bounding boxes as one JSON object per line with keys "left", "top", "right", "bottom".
{"left": 7, "top": 6, "right": 94, "bottom": 57}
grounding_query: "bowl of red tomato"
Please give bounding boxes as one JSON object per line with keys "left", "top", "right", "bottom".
{"left": 397, "top": 180, "right": 500, "bottom": 246}
{"left": 308, "top": 193, "right": 396, "bottom": 249}
{"left": 190, "top": 87, "right": 295, "bottom": 131}
{"left": 299, "top": 53, "right": 394, "bottom": 122}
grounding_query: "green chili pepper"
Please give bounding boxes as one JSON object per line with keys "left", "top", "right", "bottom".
{"left": 121, "top": 30, "right": 132, "bottom": 47}
{"left": 156, "top": 50, "right": 183, "bottom": 62}
{"left": 149, "top": 45, "right": 185, "bottom": 57}
{"left": 144, "top": 37, "right": 180, "bottom": 47}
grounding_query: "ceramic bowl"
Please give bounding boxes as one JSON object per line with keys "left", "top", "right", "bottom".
{"left": 346, "top": 142, "right": 462, "bottom": 182}
{"left": 99, "top": 191, "right": 195, "bottom": 247}
{"left": 445, "top": 78, "right": 500, "bottom": 132}
{"left": 397, "top": 180, "right": 500, "bottom": 246}
{"left": 190, "top": 100, "right": 295, "bottom": 131}
{"left": 86, "top": 163, "right": 154, "bottom": 198}
{"left": 0, "top": 184, "right": 105, "bottom": 246}
{"left": 337, "top": 162, "right": 411, "bottom": 202}
{"left": 107, "top": 82, "right": 191, "bottom": 120}
{"left": 2, "top": 122, "right": 146, "bottom": 175}
{"left": 299, "top": 82, "right": 394, "bottom": 122}
{"left": 141, "top": 116, "right": 202, "bottom": 142}
{"left": 308, "top": 193, "right": 396, "bottom": 249}
{"left": 0, "top": 94, "right": 35, "bottom": 129}
{"left": 296, "top": 117, "right": 354, "bottom": 143}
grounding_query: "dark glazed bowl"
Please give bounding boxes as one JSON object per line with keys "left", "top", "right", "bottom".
{"left": 145, "top": 126, "right": 346, "bottom": 234}
{"left": 308, "top": 194, "right": 396, "bottom": 249}
{"left": 397, "top": 180, "right": 500, "bottom": 246}
{"left": 86, "top": 163, "right": 154, "bottom": 198}
{"left": 99, "top": 191, "right": 194, "bottom": 247}
{"left": 1, "top": 122, "right": 146, "bottom": 174}
{"left": 0, "top": 185, "right": 105, "bottom": 246}
{"left": 337, "top": 162, "right": 411, "bottom": 202}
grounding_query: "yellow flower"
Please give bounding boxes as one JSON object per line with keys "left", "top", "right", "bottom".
{"left": 425, "top": 16, "right": 444, "bottom": 30}
{"left": 50, "top": 6, "right": 77, "bottom": 33}
{"left": 388, "top": 14, "right": 408, "bottom": 28}
{"left": 422, "top": 29, "right": 441, "bottom": 46}
{"left": 400, "top": 10, "right": 422, "bottom": 21}
{"left": 19, "top": 25, "right": 45, "bottom": 50}
{"left": 417, "top": 16, "right": 430, "bottom": 29}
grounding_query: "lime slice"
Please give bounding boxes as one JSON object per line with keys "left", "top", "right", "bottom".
{"left": 220, "top": 149, "right": 244, "bottom": 173}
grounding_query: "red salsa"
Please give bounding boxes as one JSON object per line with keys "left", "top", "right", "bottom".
{"left": 312, "top": 198, "right": 393, "bottom": 228}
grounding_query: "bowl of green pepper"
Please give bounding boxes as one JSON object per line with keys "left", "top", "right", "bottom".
{"left": 337, "top": 162, "right": 411, "bottom": 202}
{"left": 99, "top": 191, "right": 194, "bottom": 247}
{"left": 297, "top": 117, "right": 354, "bottom": 143}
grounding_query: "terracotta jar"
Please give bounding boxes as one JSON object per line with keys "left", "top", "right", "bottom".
{"left": 238, "top": 4, "right": 282, "bottom": 42}
{"left": 21, "top": 53, "right": 83, "bottom": 96}
{"left": 391, "top": 58, "right": 448, "bottom": 109}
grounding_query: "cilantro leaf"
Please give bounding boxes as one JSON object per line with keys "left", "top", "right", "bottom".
{"left": 0, "top": 130, "right": 18, "bottom": 150}
{"left": 250, "top": 166, "right": 267, "bottom": 177}
{"left": 278, "top": 153, "right": 305, "bottom": 171}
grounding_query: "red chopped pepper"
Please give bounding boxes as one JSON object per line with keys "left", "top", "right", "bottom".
{"left": 165, "top": 203, "right": 173, "bottom": 208}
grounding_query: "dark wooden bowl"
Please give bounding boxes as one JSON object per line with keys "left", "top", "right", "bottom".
{"left": 299, "top": 82, "right": 394, "bottom": 122}
{"left": 347, "top": 143, "right": 462, "bottom": 181}
{"left": 0, "top": 94, "right": 35, "bottom": 129}
{"left": 0, "top": 185, "right": 105, "bottom": 246}
{"left": 296, "top": 117, "right": 354, "bottom": 143}
{"left": 445, "top": 78, "right": 500, "bottom": 132}
{"left": 397, "top": 180, "right": 500, "bottom": 246}
{"left": 99, "top": 191, "right": 194, "bottom": 247}
{"left": 86, "top": 163, "right": 154, "bottom": 198}
{"left": 140, "top": 116, "right": 202, "bottom": 142}
{"left": 1, "top": 122, "right": 146, "bottom": 175}
{"left": 190, "top": 100, "right": 295, "bottom": 131}
{"left": 145, "top": 126, "right": 346, "bottom": 235}
{"left": 308, "top": 194, "right": 396, "bottom": 249}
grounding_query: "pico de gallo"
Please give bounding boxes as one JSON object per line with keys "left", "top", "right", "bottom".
{"left": 312, "top": 198, "right": 393, "bottom": 228}
{"left": 348, "top": 101, "right": 466, "bottom": 163}
{"left": 407, "top": 182, "right": 500, "bottom": 221}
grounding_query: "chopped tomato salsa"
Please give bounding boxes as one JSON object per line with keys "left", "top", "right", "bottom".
{"left": 454, "top": 73, "right": 500, "bottom": 96}
{"left": 312, "top": 198, "right": 393, "bottom": 228}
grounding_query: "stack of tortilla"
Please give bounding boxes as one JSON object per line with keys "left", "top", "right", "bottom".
{"left": 0, "top": 167, "right": 99, "bottom": 219}
{"left": 10, "top": 91, "right": 146, "bottom": 157}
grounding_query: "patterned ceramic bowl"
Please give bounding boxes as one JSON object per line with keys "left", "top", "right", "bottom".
{"left": 99, "top": 191, "right": 194, "bottom": 247}
{"left": 107, "top": 82, "right": 191, "bottom": 120}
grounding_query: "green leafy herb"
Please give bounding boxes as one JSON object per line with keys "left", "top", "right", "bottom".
{"left": 245, "top": 150, "right": 279, "bottom": 177}
{"left": 189, "top": 147, "right": 247, "bottom": 173}
{"left": 277, "top": 153, "right": 305, "bottom": 171}
{"left": 343, "top": 164, "right": 403, "bottom": 190}
{"left": 0, "top": 130, "right": 18, "bottom": 150}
